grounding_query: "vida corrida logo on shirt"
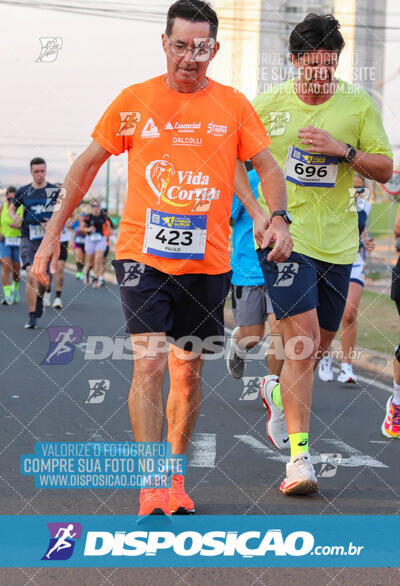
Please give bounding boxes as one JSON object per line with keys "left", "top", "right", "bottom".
{"left": 145, "top": 155, "right": 220, "bottom": 210}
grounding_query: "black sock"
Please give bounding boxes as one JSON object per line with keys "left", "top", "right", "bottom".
{"left": 29, "top": 311, "right": 35, "bottom": 318}
{"left": 37, "top": 294, "right": 43, "bottom": 300}
{"left": 56, "top": 291, "right": 61, "bottom": 298}
{"left": 77, "top": 262, "right": 83, "bottom": 272}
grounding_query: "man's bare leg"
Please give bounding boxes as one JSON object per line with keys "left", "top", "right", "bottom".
{"left": 166, "top": 345, "right": 203, "bottom": 454}
{"left": 266, "top": 313, "right": 284, "bottom": 377}
{"left": 279, "top": 308, "right": 320, "bottom": 434}
{"left": 128, "top": 333, "right": 168, "bottom": 442}
{"left": 25, "top": 266, "right": 46, "bottom": 312}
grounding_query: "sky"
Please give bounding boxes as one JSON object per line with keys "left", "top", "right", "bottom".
{"left": 1, "top": 0, "right": 399, "bottom": 203}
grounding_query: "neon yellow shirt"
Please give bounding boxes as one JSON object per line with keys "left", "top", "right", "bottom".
{"left": 253, "top": 78, "right": 393, "bottom": 264}
{"left": 0, "top": 203, "right": 23, "bottom": 238}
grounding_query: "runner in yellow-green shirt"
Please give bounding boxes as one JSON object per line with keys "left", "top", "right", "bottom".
{"left": 0, "top": 186, "right": 23, "bottom": 305}
{"left": 255, "top": 13, "right": 393, "bottom": 495}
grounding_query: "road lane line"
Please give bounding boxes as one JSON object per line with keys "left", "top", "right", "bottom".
{"left": 322, "top": 438, "right": 388, "bottom": 468}
{"left": 233, "top": 434, "right": 287, "bottom": 463}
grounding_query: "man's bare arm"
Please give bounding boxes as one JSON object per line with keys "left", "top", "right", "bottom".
{"left": 233, "top": 158, "right": 270, "bottom": 224}
{"left": 250, "top": 148, "right": 293, "bottom": 261}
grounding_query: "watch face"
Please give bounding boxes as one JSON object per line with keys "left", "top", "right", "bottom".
{"left": 346, "top": 146, "right": 356, "bottom": 161}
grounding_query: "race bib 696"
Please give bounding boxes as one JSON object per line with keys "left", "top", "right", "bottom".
{"left": 284, "top": 145, "right": 339, "bottom": 188}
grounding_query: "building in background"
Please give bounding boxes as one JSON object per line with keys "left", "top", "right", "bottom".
{"left": 212, "top": 0, "right": 387, "bottom": 105}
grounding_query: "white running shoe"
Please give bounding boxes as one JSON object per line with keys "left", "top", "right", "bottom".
{"left": 226, "top": 327, "right": 245, "bottom": 379}
{"left": 280, "top": 453, "right": 319, "bottom": 495}
{"left": 337, "top": 366, "right": 357, "bottom": 384}
{"left": 52, "top": 297, "right": 63, "bottom": 309}
{"left": 43, "top": 292, "right": 51, "bottom": 307}
{"left": 259, "top": 375, "right": 289, "bottom": 449}
{"left": 318, "top": 357, "right": 333, "bottom": 382}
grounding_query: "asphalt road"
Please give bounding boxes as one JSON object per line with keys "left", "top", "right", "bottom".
{"left": 1, "top": 270, "right": 399, "bottom": 585}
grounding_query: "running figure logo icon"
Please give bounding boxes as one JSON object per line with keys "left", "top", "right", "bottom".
{"left": 240, "top": 377, "right": 263, "bottom": 401}
{"left": 318, "top": 453, "right": 342, "bottom": 478}
{"left": 85, "top": 379, "right": 110, "bottom": 404}
{"left": 36, "top": 37, "right": 63, "bottom": 62}
{"left": 266, "top": 112, "right": 291, "bottom": 136}
{"left": 41, "top": 327, "right": 83, "bottom": 365}
{"left": 42, "top": 522, "right": 82, "bottom": 561}
{"left": 116, "top": 111, "right": 142, "bottom": 136}
{"left": 121, "top": 262, "right": 145, "bottom": 287}
{"left": 273, "top": 262, "right": 299, "bottom": 287}
{"left": 45, "top": 187, "right": 67, "bottom": 213}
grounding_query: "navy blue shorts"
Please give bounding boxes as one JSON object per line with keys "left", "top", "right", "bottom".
{"left": 257, "top": 248, "right": 352, "bottom": 332}
{"left": 112, "top": 260, "right": 231, "bottom": 352}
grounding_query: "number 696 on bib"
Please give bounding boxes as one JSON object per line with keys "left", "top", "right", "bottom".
{"left": 284, "top": 145, "right": 339, "bottom": 188}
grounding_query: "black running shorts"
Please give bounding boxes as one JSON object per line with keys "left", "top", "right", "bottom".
{"left": 112, "top": 259, "right": 231, "bottom": 353}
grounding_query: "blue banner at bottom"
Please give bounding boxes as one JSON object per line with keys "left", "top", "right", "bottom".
{"left": 0, "top": 515, "right": 398, "bottom": 567}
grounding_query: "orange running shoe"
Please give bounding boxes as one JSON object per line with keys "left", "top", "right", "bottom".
{"left": 381, "top": 397, "right": 400, "bottom": 439}
{"left": 138, "top": 488, "right": 170, "bottom": 516}
{"left": 169, "top": 475, "right": 195, "bottom": 514}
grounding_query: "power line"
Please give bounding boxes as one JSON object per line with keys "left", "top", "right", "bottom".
{"left": 2, "top": 0, "right": 400, "bottom": 31}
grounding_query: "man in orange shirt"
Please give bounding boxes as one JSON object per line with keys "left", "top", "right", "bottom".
{"left": 33, "top": 0, "right": 292, "bottom": 515}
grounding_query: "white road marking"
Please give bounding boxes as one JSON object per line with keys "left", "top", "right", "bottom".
{"left": 322, "top": 438, "right": 388, "bottom": 468}
{"left": 189, "top": 433, "right": 216, "bottom": 468}
{"left": 234, "top": 435, "right": 388, "bottom": 469}
{"left": 234, "top": 434, "right": 287, "bottom": 463}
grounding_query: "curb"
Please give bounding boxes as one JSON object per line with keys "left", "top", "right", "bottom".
{"left": 223, "top": 308, "right": 394, "bottom": 380}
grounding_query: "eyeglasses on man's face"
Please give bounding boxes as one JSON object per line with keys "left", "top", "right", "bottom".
{"left": 167, "top": 36, "right": 215, "bottom": 62}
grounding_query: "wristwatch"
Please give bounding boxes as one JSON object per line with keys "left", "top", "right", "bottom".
{"left": 344, "top": 143, "right": 357, "bottom": 162}
{"left": 271, "top": 210, "right": 293, "bottom": 225}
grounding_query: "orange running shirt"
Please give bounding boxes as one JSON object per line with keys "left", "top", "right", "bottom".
{"left": 92, "top": 75, "right": 271, "bottom": 275}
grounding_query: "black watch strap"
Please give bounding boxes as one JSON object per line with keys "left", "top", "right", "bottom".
{"left": 271, "top": 210, "right": 292, "bottom": 225}
{"left": 344, "top": 144, "right": 357, "bottom": 162}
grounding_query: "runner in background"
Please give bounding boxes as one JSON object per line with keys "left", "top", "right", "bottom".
{"left": 44, "top": 182, "right": 72, "bottom": 308}
{"left": 13, "top": 157, "right": 58, "bottom": 329}
{"left": 227, "top": 161, "right": 283, "bottom": 381}
{"left": 83, "top": 201, "right": 107, "bottom": 288}
{"left": 0, "top": 186, "right": 23, "bottom": 305}
{"left": 318, "top": 175, "right": 375, "bottom": 383}
{"left": 72, "top": 211, "right": 87, "bottom": 280}
{"left": 98, "top": 207, "right": 115, "bottom": 286}
{"left": 384, "top": 204, "right": 400, "bottom": 438}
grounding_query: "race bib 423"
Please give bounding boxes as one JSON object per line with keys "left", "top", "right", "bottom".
{"left": 143, "top": 209, "right": 207, "bottom": 260}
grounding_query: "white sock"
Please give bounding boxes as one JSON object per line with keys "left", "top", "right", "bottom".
{"left": 393, "top": 380, "right": 400, "bottom": 405}
{"left": 341, "top": 362, "right": 352, "bottom": 372}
